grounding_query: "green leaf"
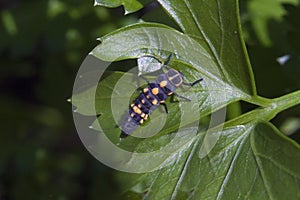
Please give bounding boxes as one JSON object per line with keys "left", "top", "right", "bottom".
{"left": 118, "top": 121, "right": 300, "bottom": 200}
{"left": 94, "top": 0, "right": 143, "bottom": 15}
{"left": 71, "top": 69, "right": 207, "bottom": 145}
{"left": 90, "top": 22, "right": 254, "bottom": 116}
{"left": 157, "top": 0, "right": 256, "bottom": 96}
{"left": 246, "top": 0, "right": 298, "bottom": 46}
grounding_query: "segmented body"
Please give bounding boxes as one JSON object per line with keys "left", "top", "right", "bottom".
{"left": 120, "top": 69, "right": 184, "bottom": 138}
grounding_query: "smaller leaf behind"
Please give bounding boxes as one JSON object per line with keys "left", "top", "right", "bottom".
{"left": 94, "top": 0, "right": 143, "bottom": 15}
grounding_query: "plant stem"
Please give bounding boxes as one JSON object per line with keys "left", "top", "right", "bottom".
{"left": 247, "top": 95, "right": 272, "bottom": 107}
{"left": 224, "top": 90, "right": 300, "bottom": 127}
{"left": 272, "top": 89, "right": 300, "bottom": 116}
{"left": 227, "top": 101, "right": 242, "bottom": 120}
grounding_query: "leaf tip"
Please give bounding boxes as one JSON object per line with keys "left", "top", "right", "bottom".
{"left": 124, "top": 9, "right": 136, "bottom": 15}
{"left": 94, "top": 1, "right": 100, "bottom": 7}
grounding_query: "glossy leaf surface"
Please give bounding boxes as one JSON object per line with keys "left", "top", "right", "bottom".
{"left": 94, "top": 0, "right": 143, "bottom": 14}
{"left": 118, "top": 121, "right": 300, "bottom": 200}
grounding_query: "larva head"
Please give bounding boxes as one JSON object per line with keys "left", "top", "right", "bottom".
{"left": 166, "top": 68, "right": 183, "bottom": 87}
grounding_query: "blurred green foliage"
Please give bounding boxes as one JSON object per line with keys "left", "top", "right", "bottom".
{"left": 0, "top": 0, "right": 299, "bottom": 199}
{"left": 0, "top": 0, "right": 139, "bottom": 199}
{"left": 240, "top": 0, "right": 300, "bottom": 142}
{"left": 241, "top": 0, "right": 300, "bottom": 96}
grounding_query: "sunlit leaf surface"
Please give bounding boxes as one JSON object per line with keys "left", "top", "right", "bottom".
{"left": 118, "top": 122, "right": 300, "bottom": 200}
{"left": 94, "top": 0, "right": 143, "bottom": 14}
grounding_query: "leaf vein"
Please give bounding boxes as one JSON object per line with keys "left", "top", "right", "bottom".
{"left": 252, "top": 145, "right": 275, "bottom": 199}
{"left": 170, "top": 135, "right": 201, "bottom": 200}
{"left": 255, "top": 153, "right": 300, "bottom": 180}
{"left": 216, "top": 134, "right": 248, "bottom": 200}
{"left": 183, "top": 0, "right": 229, "bottom": 83}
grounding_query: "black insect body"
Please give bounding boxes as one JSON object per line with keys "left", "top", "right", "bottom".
{"left": 120, "top": 56, "right": 203, "bottom": 138}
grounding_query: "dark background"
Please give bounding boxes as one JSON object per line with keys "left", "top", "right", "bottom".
{"left": 0, "top": 0, "right": 299, "bottom": 199}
